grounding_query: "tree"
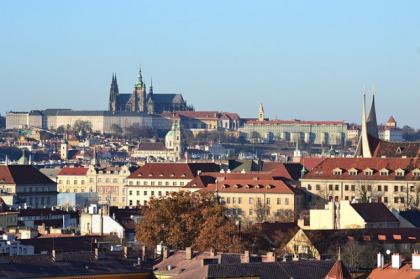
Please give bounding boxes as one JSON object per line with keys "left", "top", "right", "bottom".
{"left": 110, "top": 124, "right": 123, "bottom": 136}
{"left": 136, "top": 191, "right": 242, "bottom": 252}
{"left": 72, "top": 120, "right": 92, "bottom": 135}
{"left": 340, "top": 240, "right": 383, "bottom": 270}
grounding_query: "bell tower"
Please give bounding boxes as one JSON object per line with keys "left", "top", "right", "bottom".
{"left": 133, "top": 67, "right": 147, "bottom": 112}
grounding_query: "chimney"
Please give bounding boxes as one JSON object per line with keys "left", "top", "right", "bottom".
{"left": 377, "top": 252, "right": 384, "bottom": 269}
{"left": 266, "top": 252, "right": 276, "bottom": 263}
{"left": 141, "top": 246, "right": 147, "bottom": 261}
{"left": 52, "top": 250, "right": 63, "bottom": 262}
{"left": 243, "top": 251, "right": 250, "bottom": 263}
{"left": 95, "top": 248, "right": 104, "bottom": 260}
{"left": 392, "top": 253, "right": 403, "bottom": 269}
{"left": 185, "top": 247, "right": 192, "bottom": 260}
{"left": 412, "top": 252, "right": 420, "bottom": 270}
{"left": 210, "top": 248, "right": 216, "bottom": 257}
{"left": 163, "top": 246, "right": 169, "bottom": 259}
{"left": 123, "top": 246, "right": 129, "bottom": 259}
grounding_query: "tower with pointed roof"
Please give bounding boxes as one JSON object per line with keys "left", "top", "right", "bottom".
{"left": 258, "top": 104, "right": 265, "bottom": 121}
{"left": 355, "top": 92, "right": 379, "bottom": 158}
{"left": 132, "top": 67, "right": 147, "bottom": 112}
{"left": 109, "top": 74, "right": 119, "bottom": 112}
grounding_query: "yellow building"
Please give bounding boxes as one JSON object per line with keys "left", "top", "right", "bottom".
{"left": 301, "top": 157, "right": 420, "bottom": 210}
{"left": 57, "top": 165, "right": 133, "bottom": 207}
{"left": 200, "top": 177, "right": 303, "bottom": 224}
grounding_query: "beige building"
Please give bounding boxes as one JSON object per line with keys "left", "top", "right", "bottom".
{"left": 301, "top": 157, "right": 420, "bottom": 210}
{"left": 57, "top": 165, "right": 133, "bottom": 207}
{"left": 200, "top": 178, "right": 303, "bottom": 224}
{"left": 298, "top": 200, "right": 399, "bottom": 230}
{"left": 239, "top": 105, "right": 347, "bottom": 145}
{"left": 125, "top": 163, "right": 219, "bottom": 207}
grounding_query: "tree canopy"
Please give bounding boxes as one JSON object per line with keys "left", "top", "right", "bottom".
{"left": 136, "top": 191, "right": 243, "bottom": 252}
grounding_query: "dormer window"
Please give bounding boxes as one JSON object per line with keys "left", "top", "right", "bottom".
{"left": 395, "top": 168, "right": 405, "bottom": 177}
{"left": 379, "top": 168, "right": 389, "bottom": 176}
{"left": 159, "top": 173, "right": 164, "bottom": 177}
{"left": 333, "top": 168, "right": 343, "bottom": 176}
{"left": 349, "top": 168, "right": 358, "bottom": 176}
{"left": 221, "top": 184, "right": 228, "bottom": 189}
{"left": 412, "top": 169, "right": 420, "bottom": 177}
{"left": 170, "top": 173, "right": 175, "bottom": 177}
{"left": 266, "top": 185, "right": 272, "bottom": 189}
{"left": 148, "top": 173, "right": 153, "bottom": 177}
{"left": 363, "top": 168, "right": 374, "bottom": 176}
{"left": 255, "top": 185, "right": 260, "bottom": 189}
{"left": 181, "top": 173, "right": 186, "bottom": 178}
{"left": 244, "top": 184, "right": 250, "bottom": 189}
{"left": 233, "top": 184, "right": 239, "bottom": 189}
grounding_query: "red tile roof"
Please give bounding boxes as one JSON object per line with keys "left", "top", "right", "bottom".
{"left": 127, "top": 163, "right": 220, "bottom": 180}
{"left": 58, "top": 167, "right": 89, "bottom": 176}
{"left": 245, "top": 119, "right": 346, "bottom": 126}
{"left": 369, "top": 262, "right": 420, "bottom": 279}
{"left": 325, "top": 260, "right": 352, "bottom": 279}
{"left": 0, "top": 165, "right": 55, "bottom": 185}
{"left": 162, "top": 111, "right": 240, "bottom": 121}
{"left": 200, "top": 179, "right": 296, "bottom": 194}
{"left": 303, "top": 157, "right": 420, "bottom": 181}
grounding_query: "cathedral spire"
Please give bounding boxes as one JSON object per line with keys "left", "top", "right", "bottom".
{"left": 366, "top": 87, "right": 379, "bottom": 138}
{"left": 135, "top": 67, "right": 143, "bottom": 88}
{"left": 355, "top": 93, "right": 373, "bottom": 158}
{"left": 149, "top": 77, "right": 154, "bottom": 94}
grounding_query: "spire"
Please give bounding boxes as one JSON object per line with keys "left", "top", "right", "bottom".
{"left": 258, "top": 103, "right": 265, "bottom": 121}
{"left": 366, "top": 88, "right": 379, "bottom": 138}
{"left": 149, "top": 77, "right": 154, "bottom": 94}
{"left": 135, "top": 67, "right": 143, "bottom": 88}
{"left": 355, "top": 93, "right": 373, "bottom": 158}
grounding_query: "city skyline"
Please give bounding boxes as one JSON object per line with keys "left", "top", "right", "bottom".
{"left": 1, "top": 1, "right": 420, "bottom": 127}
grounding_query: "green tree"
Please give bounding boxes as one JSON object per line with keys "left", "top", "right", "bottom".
{"left": 110, "top": 124, "right": 123, "bottom": 136}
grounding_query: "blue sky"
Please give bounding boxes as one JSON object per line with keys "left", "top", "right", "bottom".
{"left": 1, "top": 1, "right": 419, "bottom": 127}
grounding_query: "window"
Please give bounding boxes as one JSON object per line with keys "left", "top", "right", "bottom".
{"left": 105, "top": 178, "right": 110, "bottom": 183}
{"left": 166, "top": 191, "right": 169, "bottom": 196}
{"left": 351, "top": 185, "right": 355, "bottom": 191}
{"left": 249, "top": 209, "right": 253, "bottom": 216}
{"left": 316, "top": 185, "right": 320, "bottom": 191}
{"left": 410, "top": 186, "right": 415, "bottom": 192}
{"left": 136, "top": 191, "right": 140, "bottom": 195}
{"left": 277, "top": 198, "right": 281, "bottom": 205}
{"left": 74, "top": 180, "right": 78, "bottom": 185}
{"left": 345, "top": 196, "right": 349, "bottom": 200}
{"left": 113, "top": 178, "right": 117, "bottom": 183}
{"left": 329, "top": 185, "right": 333, "bottom": 191}
{"left": 232, "top": 197, "right": 236, "bottom": 204}
{"left": 266, "top": 198, "right": 270, "bottom": 205}
{"left": 129, "top": 200, "right": 133, "bottom": 206}
{"left": 81, "top": 180, "right": 85, "bottom": 185}
{"left": 344, "top": 185, "right": 349, "bottom": 191}
{"left": 335, "top": 185, "right": 339, "bottom": 191}
{"left": 158, "top": 191, "right": 162, "bottom": 196}
{"left": 144, "top": 181, "right": 148, "bottom": 186}
{"left": 400, "top": 197, "right": 405, "bottom": 204}
{"left": 158, "top": 181, "right": 162, "bottom": 186}
{"left": 249, "top": 197, "right": 253, "bottom": 204}
{"left": 89, "top": 178, "right": 94, "bottom": 183}
{"left": 257, "top": 197, "right": 262, "bottom": 204}
{"left": 151, "top": 191, "right": 155, "bottom": 196}
{"left": 307, "top": 185, "right": 312, "bottom": 190}
{"left": 66, "top": 180, "right": 70, "bottom": 185}
{"left": 285, "top": 198, "right": 289, "bottom": 205}
{"left": 180, "top": 182, "right": 184, "bottom": 186}
{"left": 394, "top": 186, "right": 398, "bottom": 192}
{"left": 238, "top": 197, "right": 242, "bottom": 204}
{"left": 377, "top": 185, "right": 382, "bottom": 192}
{"left": 394, "top": 197, "right": 399, "bottom": 203}
{"left": 144, "top": 191, "right": 147, "bottom": 196}
{"left": 151, "top": 181, "right": 155, "bottom": 186}
{"left": 400, "top": 186, "right": 404, "bottom": 192}
{"left": 383, "top": 197, "right": 388, "bottom": 203}
{"left": 226, "top": 197, "right": 231, "bottom": 204}
{"left": 173, "top": 182, "right": 177, "bottom": 186}
{"left": 136, "top": 200, "right": 140, "bottom": 206}
{"left": 384, "top": 185, "right": 388, "bottom": 192}
{"left": 165, "top": 182, "right": 169, "bottom": 186}
{"left": 367, "top": 185, "right": 372, "bottom": 192}
{"left": 129, "top": 190, "right": 133, "bottom": 196}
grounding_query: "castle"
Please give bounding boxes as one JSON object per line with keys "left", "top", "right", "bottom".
{"left": 108, "top": 68, "right": 192, "bottom": 114}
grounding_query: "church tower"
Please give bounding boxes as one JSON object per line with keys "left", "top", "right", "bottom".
{"left": 60, "top": 137, "right": 68, "bottom": 160}
{"left": 165, "top": 119, "right": 183, "bottom": 161}
{"left": 258, "top": 104, "right": 265, "bottom": 121}
{"left": 355, "top": 92, "right": 379, "bottom": 158}
{"left": 109, "top": 74, "right": 119, "bottom": 112}
{"left": 132, "top": 67, "right": 147, "bottom": 112}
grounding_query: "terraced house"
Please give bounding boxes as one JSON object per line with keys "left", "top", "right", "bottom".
{"left": 300, "top": 157, "right": 420, "bottom": 210}
{"left": 57, "top": 165, "right": 135, "bottom": 207}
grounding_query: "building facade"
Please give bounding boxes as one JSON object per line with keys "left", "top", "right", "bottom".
{"left": 300, "top": 157, "right": 420, "bottom": 210}
{"left": 239, "top": 105, "right": 347, "bottom": 145}
{"left": 57, "top": 165, "right": 133, "bottom": 207}
{"left": 125, "top": 163, "right": 219, "bottom": 207}
{"left": 0, "top": 165, "right": 57, "bottom": 209}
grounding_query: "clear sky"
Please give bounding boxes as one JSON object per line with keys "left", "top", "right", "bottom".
{"left": 1, "top": 1, "right": 419, "bottom": 127}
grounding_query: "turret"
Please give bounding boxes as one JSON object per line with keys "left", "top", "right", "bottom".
{"left": 109, "top": 74, "right": 119, "bottom": 112}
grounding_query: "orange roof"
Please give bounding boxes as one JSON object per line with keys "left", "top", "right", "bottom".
{"left": 325, "top": 260, "right": 351, "bottom": 279}
{"left": 58, "top": 167, "right": 89, "bottom": 176}
{"left": 304, "top": 157, "right": 419, "bottom": 181}
{"left": 369, "top": 262, "right": 420, "bottom": 279}
{"left": 200, "top": 179, "right": 296, "bottom": 194}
